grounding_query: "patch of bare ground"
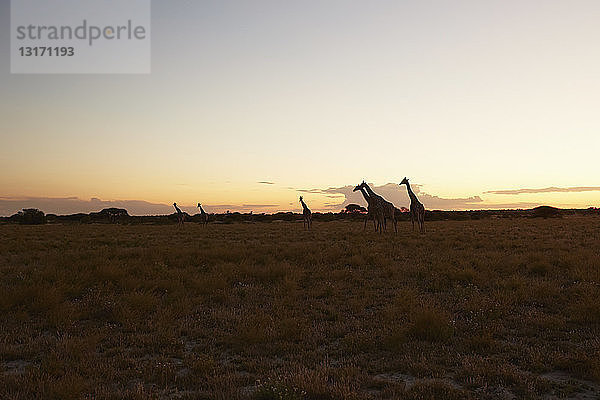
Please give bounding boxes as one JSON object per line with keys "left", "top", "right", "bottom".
{"left": 540, "top": 371, "right": 600, "bottom": 399}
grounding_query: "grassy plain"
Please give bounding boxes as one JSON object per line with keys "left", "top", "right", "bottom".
{"left": 1, "top": 217, "right": 599, "bottom": 399}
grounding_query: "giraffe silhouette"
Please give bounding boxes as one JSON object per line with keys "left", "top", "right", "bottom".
{"left": 399, "top": 177, "right": 425, "bottom": 232}
{"left": 173, "top": 203, "right": 185, "bottom": 226}
{"left": 197, "top": 203, "right": 208, "bottom": 226}
{"left": 299, "top": 196, "right": 312, "bottom": 230}
{"left": 361, "top": 181, "right": 397, "bottom": 233}
{"left": 353, "top": 182, "right": 380, "bottom": 231}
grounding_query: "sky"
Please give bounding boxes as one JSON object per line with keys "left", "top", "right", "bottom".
{"left": 1, "top": 0, "right": 600, "bottom": 215}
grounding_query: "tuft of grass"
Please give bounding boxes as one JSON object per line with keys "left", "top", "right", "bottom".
{"left": 253, "top": 379, "right": 305, "bottom": 400}
{"left": 567, "top": 288, "right": 600, "bottom": 324}
{"left": 406, "top": 308, "right": 454, "bottom": 343}
{"left": 405, "top": 381, "right": 470, "bottom": 400}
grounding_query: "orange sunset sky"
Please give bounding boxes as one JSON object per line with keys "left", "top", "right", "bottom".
{"left": 1, "top": 1, "right": 599, "bottom": 215}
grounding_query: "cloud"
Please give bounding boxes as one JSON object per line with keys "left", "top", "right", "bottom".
{"left": 258, "top": 181, "right": 275, "bottom": 185}
{"left": 301, "top": 182, "right": 536, "bottom": 211}
{"left": 0, "top": 196, "right": 177, "bottom": 216}
{"left": 7, "top": 181, "right": 582, "bottom": 216}
{"left": 297, "top": 188, "right": 326, "bottom": 194}
{"left": 0, "top": 197, "right": 286, "bottom": 216}
{"left": 485, "top": 186, "right": 600, "bottom": 195}
{"left": 202, "top": 204, "right": 282, "bottom": 213}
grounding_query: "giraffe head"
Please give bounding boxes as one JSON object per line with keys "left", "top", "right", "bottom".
{"left": 173, "top": 202, "right": 177, "bottom": 206}
{"left": 197, "top": 203, "right": 201, "bottom": 208}
{"left": 353, "top": 181, "right": 367, "bottom": 192}
{"left": 299, "top": 196, "right": 303, "bottom": 202}
{"left": 399, "top": 177, "right": 409, "bottom": 186}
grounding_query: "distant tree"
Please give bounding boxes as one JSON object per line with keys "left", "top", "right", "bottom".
{"left": 99, "top": 208, "right": 129, "bottom": 217}
{"left": 100, "top": 208, "right": 129, "bottom": 223}
{"left": 88, "top": 208, "right": 129, "bottom": 223}
{"left": 394, "top": 207, "right": 410, "bottom": 219}
{"left": 343, "top": 204, "right": 367, "bottom": 214}
{"left": 531, "top": 206, "right": 562, "bottom": 218}
{"left": 14, "top": 208, "right": 47, "bottom": 225}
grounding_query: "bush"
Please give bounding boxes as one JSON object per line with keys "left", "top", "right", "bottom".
{"left": 14, "top": 208, "right": 47, "bottom": 225}
{"left": 407, "top": 308, "right": 454, "bottom": 342}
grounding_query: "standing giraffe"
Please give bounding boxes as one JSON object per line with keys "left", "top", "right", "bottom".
{"left": 399, "top": 177, "right": 425, "bottom": 232}
{"left": 173, "top": 202, "right": 185, "bottom": 226}
{"left": 197, "top": 203, "right": 208, "bottom": 226}
{"left": 353, "top": 182, "right": 380, "bottom": 231}
{"left": 361, "top": 182, "right": 397, "bottom": 233}
{"left": 299, "top": 196, "right": 312, "bottom": 230}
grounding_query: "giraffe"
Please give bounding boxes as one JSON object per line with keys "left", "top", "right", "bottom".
{"left": 399, "top": 177, "right": 425, "bottom": 232}
{"left": 353, "top": 183, "right": 380, "bottom": 231}
{"left": 173, "top": 202, "right": 185, "bottom": 226}
{"left": 197, "top": 203, "right": 208, "bottom": 226}
{"left": 299, "top": 196, "right": 312, "bottom": 230}
{"left": 361, "top": 181, "right": 397, "bottom": 233}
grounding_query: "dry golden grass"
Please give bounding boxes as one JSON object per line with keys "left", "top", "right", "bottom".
{"left": 0, "top": 217, "right": 599, "bottom": 399}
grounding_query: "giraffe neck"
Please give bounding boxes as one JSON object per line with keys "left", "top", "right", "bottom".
{"left": 405, "top": 182, "right": 418, "bottom": 202}
{"left": 363, "top": 184, "right": 379, "bottom": 200}
{"left": 199, "top": 206, "right": 205, "bottom": 214}
{"left": 300, "top": 200, "right": 309, "bottom": 211}
{"left": 174, "top": 205, "right": 182, "bottom": 214}
{"left": 359, "top": 187, "right": 372, "bottom": 204}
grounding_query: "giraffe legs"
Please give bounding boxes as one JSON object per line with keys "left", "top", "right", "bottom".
{"left": 376, "top": 214, "right": 385, "bottom": 234}
{"left": 364, "top": 213, "right": 378, "bottom": 232}
{"left": 303, "top": 217, "right": 312, "bottom": 230}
